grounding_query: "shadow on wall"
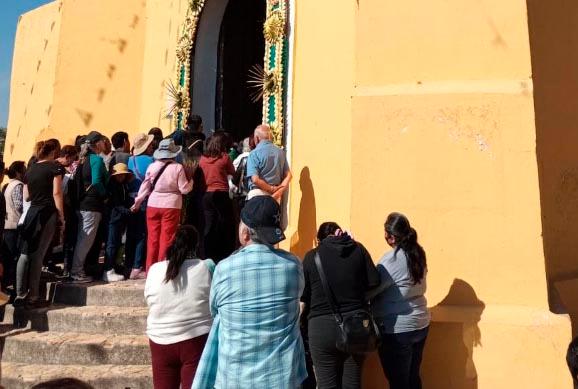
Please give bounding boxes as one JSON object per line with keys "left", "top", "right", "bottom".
{"left": 290, "top": 167, "right": 317, "bottom": 259}
{"left": 527, "top": 0, "right": 578, "bottom": 331}
{"left": 362, "top": 279, "right": 484, "bottom": 389}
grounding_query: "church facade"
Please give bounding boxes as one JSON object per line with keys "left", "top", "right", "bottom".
{"left": 6, "top": 0, "right": 578, "bottom": 387}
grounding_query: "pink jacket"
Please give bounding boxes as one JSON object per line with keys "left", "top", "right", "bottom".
{"left": 134, "top": 161, "right": 193, "bottom": 210}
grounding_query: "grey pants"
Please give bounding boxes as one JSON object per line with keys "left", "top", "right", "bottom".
{"left": 16, "top": 213, "right": 57, "bottom": 300}
{"left": 71, "top": 210, "right": 102, "bottom": 275}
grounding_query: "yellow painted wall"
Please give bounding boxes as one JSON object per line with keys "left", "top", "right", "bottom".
{"left": 49, "top": 0, "right": 146, "bottom": 145}
{"left": 138, "top": 0, "right": 187, "bottom": 134}
{"left": 5, "top": 1, "right": 62, "bottom": 161}
{"left": 286, "top": 0, "right": 355, "bottom": 259}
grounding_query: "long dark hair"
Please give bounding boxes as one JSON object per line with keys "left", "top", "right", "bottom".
{"left": 204, "top": 131, "right": 228, "bottom": 158}
{"left": 385, "top": 213, "right": 427, "bottom": 284}
{"left": 317, "top": 222, "right": 341, "bottom": 242}
{"left": 6, "top": 161, "right": 26, "bottom": 179}
{"left": 164, "top": 225, "right": 199, "bottom": 283}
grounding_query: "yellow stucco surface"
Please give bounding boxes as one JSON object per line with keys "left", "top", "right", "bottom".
{"left": 6, "top": 0, "right": 576, "bottom": 387}
{"left": 5, "top": 1, "right": 61, "bottom": 160}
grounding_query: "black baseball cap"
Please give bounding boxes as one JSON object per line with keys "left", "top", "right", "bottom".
{"left": 86, "top": 131, "right": 104, "bottom": 144}
{"left": 241, "top": 196, "right": 285, "bottom": 245}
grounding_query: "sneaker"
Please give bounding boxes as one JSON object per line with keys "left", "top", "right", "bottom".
{"left": 102, "top": 269, "right": 125, "bottom": 283}
{"left": 129, "top": 269, "right": 146, "bottom": 280}
{"left": 69, "top": 273, "right": 93, "bottom": 283}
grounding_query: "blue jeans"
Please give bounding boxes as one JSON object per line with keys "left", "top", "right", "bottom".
{"left": 125, "top": 209, "right": 146, "bottom": 270}
{"left": 105, "top": 208, "right": 129, "bottom": 271}
{"left": 378, "top": 326, "right": 429, "bottom": 389}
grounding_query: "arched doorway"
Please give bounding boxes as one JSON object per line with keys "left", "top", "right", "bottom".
{"left": 190, "top": 0, "right": 266, "bottom": 142}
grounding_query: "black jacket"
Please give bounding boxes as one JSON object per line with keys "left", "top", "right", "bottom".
{"left": 301, "top": 235, "right": 381, "bottom": 320}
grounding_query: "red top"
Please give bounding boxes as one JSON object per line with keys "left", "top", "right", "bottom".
{"left": 200, "top": 153, "right": 235, "bottom": 192}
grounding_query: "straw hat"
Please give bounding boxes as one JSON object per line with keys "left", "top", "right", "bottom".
{"left": 110, "top": 163, "right": 134, "bottom": 177}
{"left": 153, "top": 138, "right": 182, "bottom": 160}
{"left": 132, "top": 133, "right": 154, "bottom": 156}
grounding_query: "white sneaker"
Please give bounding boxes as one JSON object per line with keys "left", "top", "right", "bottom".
{"left": 102, "top": 269, "right": 125, "bottom": 283}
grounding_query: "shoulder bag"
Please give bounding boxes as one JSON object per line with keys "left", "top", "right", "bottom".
{"left": 315, "top": 252, "right": 381, "bottom": 354}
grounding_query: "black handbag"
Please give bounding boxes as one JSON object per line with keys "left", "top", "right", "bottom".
{"left": 314, "top": 252, "right": 381, "bottom": 354}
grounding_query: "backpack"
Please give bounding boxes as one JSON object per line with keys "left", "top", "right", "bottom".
{"left": 68, "top": 162, "right": 91, "bottom": 208}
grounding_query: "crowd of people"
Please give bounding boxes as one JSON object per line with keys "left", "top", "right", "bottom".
{"left": 0, "top": 116, "right": 432, "bottom": 389}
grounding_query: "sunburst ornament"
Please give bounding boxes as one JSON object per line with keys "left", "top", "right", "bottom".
{"left": 263, "top": 10, "right": 285, "bottom": 43}
{"left": 247, "top": 64, "right": 280, "bottom": 103}
{"left": 165, "top": 80, "right": 190, "bottom": 118}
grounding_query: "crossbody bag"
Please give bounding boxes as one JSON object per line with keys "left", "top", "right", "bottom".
{"left": 314, "top": 252, "right": 381, "bottom": 354}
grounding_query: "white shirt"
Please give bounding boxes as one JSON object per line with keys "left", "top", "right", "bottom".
{"left": 145, "top": 258, "right": 214, "bottom": 345}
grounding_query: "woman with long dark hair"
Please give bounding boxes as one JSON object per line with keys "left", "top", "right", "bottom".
{"left": 199, "top": 131, "right": 236, "bottom": 262}
{"left": 145, "top": 225, "right": 214, "bottom": 389}
{"left": 15, "top": 140, "right": 64, "bottom": 308}
{"left": 3, "top": 161, "right": 26, "bottom": 289}
{"left": 373, "top": 213, "right": 430, "bottom": 389}
{"left": 300, "top": 221, "right": 381, "bottom": 388}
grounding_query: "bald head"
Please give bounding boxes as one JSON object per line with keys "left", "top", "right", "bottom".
{"left": 254, "top": 125, "right": 272, "bottom": 143}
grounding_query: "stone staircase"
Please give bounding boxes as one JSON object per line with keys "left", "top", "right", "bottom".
{"left": 0, "top": 280, "right": 152, "bottom": 388}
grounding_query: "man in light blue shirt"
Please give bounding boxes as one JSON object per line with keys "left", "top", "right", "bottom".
{"left": 192, "top": 196, "right": 307, "bottom": 389}
{"left": 246, "top": 125, "right": 292, "bottom": 202}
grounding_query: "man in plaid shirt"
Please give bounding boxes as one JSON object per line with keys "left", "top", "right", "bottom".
{"left": 193, "top": 196, "right": 307, "bottom": 388}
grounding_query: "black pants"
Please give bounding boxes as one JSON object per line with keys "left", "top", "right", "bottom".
{"left": 308, "top": 313, "right": 366, "bottom": 389}
{"left": 2, "top": 229, "right": 20, "bottom": 288}
{"left": 378, "top": 326, "right": 429, "bottom": 389}
{"left": 202, "top": 191, "right": 235, "bottom": 263}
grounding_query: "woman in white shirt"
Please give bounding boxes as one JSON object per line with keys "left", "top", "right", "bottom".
{"left": 145, "top": 225, "right": 214, "bottom": 389}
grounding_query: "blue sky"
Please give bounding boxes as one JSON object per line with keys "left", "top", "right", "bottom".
{"left": 0, "top": 1, "right": 53, "bottom": 128}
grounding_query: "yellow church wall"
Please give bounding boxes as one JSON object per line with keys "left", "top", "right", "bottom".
{"left": 347, "top": 0, "right": 571, "bottom": 388}
{"left": 138, "top": 0, "right": 187, "bottom": 134}
{"left": 5, "top": 1, "right": 62, "bottom": 161}
{"left": 48, "top": 0, "right": 146, "bottom": 145}
{"left": 286, "top": 0, "right": 355, "bottom": 259}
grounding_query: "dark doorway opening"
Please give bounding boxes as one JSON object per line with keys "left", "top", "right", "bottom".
{"left": 216, "top": 0, "right": 266, "bottom": 143}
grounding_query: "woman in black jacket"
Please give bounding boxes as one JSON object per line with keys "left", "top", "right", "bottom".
{"left": 301, "top": 222, "right": 381, "bottom": 389}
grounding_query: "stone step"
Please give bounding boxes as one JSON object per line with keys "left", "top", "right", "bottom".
{"left": 48, "top": 279, "right": 146, "bottom": 307}
{"left": 2, "top": 331, "right": 150, "bottom": 365}
{"left": 3, "top": 304, "right": 148, "bottom": 334}
{"left": 1, "top": 362, "right": 152, "bottom": 389}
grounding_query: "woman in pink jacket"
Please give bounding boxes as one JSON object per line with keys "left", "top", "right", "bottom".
{"left": 132, "top": 139, "right": 194, "bottom": 272}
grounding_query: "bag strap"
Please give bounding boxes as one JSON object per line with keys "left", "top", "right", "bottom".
{"left": 314, "top": 252, "right": 343, "bottom": 323}
{"left": 152, "top": 161, "right": 172, "bottom": 190}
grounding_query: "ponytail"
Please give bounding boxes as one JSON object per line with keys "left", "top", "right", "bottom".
{"left": 385, "top": 213, "right": 427, "bottom": 285}
{"left": 164, "top": 225, "right": 200, "bottom": 283}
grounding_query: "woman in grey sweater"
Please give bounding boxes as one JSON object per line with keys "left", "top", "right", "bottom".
{"left": 372, "top": 213, "right": 430, "bottom": 389}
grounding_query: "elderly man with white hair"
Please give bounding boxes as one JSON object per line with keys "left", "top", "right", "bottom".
{"left": 246, "top": 124, "right": 292, "bottom": 202}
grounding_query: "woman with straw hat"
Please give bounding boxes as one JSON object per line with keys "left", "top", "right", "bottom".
{"left": 131, "top": 138, "right": 195, "bottom": 273}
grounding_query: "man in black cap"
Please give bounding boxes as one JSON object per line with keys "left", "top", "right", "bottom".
{"left": 193, "top": 196, "right": 307, "bottom": 389}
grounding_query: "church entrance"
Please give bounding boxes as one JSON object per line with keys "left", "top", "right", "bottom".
{"left": 191, "top": 0, "right": 266, "bottom": 143}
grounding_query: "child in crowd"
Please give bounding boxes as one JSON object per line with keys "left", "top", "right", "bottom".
{"left": 103, "top": 163, "right": 135, "bottom": 282}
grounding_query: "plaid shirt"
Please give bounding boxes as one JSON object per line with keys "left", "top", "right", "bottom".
{"left": 193, "top": 244, "right": 307, "bottom": 389}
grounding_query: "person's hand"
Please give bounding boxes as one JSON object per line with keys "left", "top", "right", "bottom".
{"left": 58, "top": 213, "right": 66, "bottom": 228}
{"left": 130, "top": 204, "right": 139, "bottom": 213}
{"left": 271, "top": 185, "right": 286, "bottom": 201}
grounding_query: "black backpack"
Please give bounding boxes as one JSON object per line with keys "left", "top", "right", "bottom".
{"left": 67, "top": 163, "right": 91, "bottom": 208}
